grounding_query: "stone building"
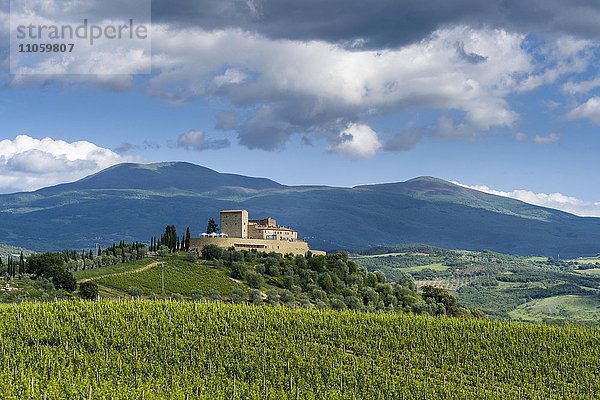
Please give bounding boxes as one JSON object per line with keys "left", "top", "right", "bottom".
{"left": 190, "top": 209, "right": 325, "bottom": 256}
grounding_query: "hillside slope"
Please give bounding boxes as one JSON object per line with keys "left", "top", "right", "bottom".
{"left": 0, "top": 301, "right": 598, "bottom": 398}
{"left": 1, "top": 162, "right": 599, "bottom": 257}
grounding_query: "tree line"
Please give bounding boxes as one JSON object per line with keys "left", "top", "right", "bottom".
{"left": 199, "top": 245, "right": 484, "bottom": 317}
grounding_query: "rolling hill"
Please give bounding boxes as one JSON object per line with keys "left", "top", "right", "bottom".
{"left": 1, "top": 162, "right": 599, "bottom": 257}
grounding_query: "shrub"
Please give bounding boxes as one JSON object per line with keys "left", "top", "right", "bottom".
{"left": 172, "top": 293, "right": 184, "bottom": 301}
{"left": 231, "top": 288, "right": 246, "bottom": 304}
{"left": 230, "top": 262, "right": 247, "bottom": 279}
{"left": 250, "top": 289, "right": 263, "bottom": 305}
{"left": 186, "top": 251, "right": 198, "bottom": 262}
{"left": 127, "top": 286, "right": 143, "bottom": 298}
{"left": 201, "top": 245, "right": 223, "bottom": 261}
{"left": 245, "top": 270, "right": 264, "bottom": 289}
{"left": 191, "top": 289, "right": 204, "bottom": 301}
{"left": 266, "top": 289, "right": 280, "bottom": 305}
{"left": 79, "top": 281, "right": 98, "bottom": 300}
{"left": 208, "top": 289, "right": 221, "bottom": 301}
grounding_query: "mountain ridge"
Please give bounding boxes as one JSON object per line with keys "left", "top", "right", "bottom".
{"left": 1, "top": 162, "right": 599, "bottom": 257}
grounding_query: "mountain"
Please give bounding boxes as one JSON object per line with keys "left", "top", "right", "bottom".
{"left": 1, "top": 162, "right": 599, "bottom": 257}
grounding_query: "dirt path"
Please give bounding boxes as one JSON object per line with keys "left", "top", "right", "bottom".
{"left": 80, "top": 261, "right": 162, "bottom": 282}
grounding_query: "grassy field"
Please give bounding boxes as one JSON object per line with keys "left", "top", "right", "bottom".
{"left": 0, "top": 300, "right": 598, "bottom": 399}
{"left": 524, "top": 256, "right": 549, "bottom": 262}
{"left": 569, "top": 257, "right": 600, "bottom": 265}
{"left": 509, "top": 295, "right": 600, "bottom": 323}
{"left": 405, "top": 263, "right": 449, "bottom": 272}
{"left": 88, "top": 258, "right": 246, "bottom": 297}
{"left": 574, "top": 268, "right": 600, "bottom": 276}
{"left": 73, "top": 258, "right": 157, "bottom": 280}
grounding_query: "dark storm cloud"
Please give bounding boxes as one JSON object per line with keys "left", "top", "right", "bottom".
{"left": 149, "top": 0, "right": 600, "bottom": 49}
{"left": 176, "top": 131, "right": 230, "bottom": 151}
{"left": 233, "top": 97, "right": 360, "bottom": 150}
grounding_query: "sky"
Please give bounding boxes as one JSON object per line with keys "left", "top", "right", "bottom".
{"left": 1, "top": 0, "right": 600, "bottom": 216}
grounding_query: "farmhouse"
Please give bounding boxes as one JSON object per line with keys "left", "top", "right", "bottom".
{"left": 189, "top": 210, "right": 325, "bottom": 256}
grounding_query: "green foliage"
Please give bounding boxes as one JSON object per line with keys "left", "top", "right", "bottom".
{"left": 159, "top": 225, "right": 178, "bottom": 252}
{"left": 78, "top": 281, "right": 98, "bottom": 300}
{"left": 127, "top": 286, "right": 143, "bottom": 298}
{"left": 25, "top": 253, "right": 76, "bottom": 291}
{"left": 0, "top": 278, "right": 67, "bottom": 303}
{"left": 230, "top": 262, "right": 247, "bottom": 279}
{"left": 421, "top": 285, "right": 459, "bottom": 316}
{"left": 244, "top": 270, "right": 264, "bottom": 289}
{"left": 0, "top": 301, "right": 596, "bottom": 398}
{"left": 185, "top": 251, "right": 198, "bottom": 262}
{"left": 354, "top": 248, "right": 600, "bottom": 322}
{"left": 206, "top": 218, "right": 218, "bottom": 234}
{"left": 95, "top": 259, "right": 245, "bottom": 296}
{"left": 201, "top": 244, "right": 223, "bottom": 261}
{"left": 204, "top": 250, "right": 473, "bottom": 317}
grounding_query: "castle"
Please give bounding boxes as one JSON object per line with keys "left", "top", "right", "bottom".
{"left": 189, "top": 210, "right": 325, "bottom": 256}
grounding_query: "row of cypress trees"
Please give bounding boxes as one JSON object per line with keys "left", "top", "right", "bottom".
{"left": 149, "top": 226, "right": 191, "bottom": 252}
{"left": 0, "top": 251, "right": 25, "bottom": 278}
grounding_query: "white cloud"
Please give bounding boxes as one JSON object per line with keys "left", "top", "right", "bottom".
{"left": 213, "top": 68, "right": 248, "bottom": 86}
{"left": 454, "top": 182, "right": 600, "bottom": 217}
{"left": 328, "top": 123, "right": 382, "bottom": 159}
{"left": 519, "top": 36, "right": 595, "bottom": 92}
{"left": 565, "top": 96, "right": 600, "bottom": 124}
{"left": 5, "top": 5, "right": 599, "bottom": 155}
{"left": 562, "top": 77, "right": 600, "bottom": 95}
{"left": 0, "top": 135, "right": 130, "bottom": 193}
{"left": 533, "top": 132, "right": 560, "bottom": 144}
{"left": 135, "top": 24, "right": 539, "bottom": 153}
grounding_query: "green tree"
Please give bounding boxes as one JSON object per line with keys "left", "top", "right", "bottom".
{"left": 250, "top": 289, "right": 263, "bottom": 304}
{"left": 185, "top": 227, "right": 191, "bottom": 250}
{"left": 79, "top": 281, "right": 99, "bottom": 300}
{"left": 421, "top": 285, "right": 459, "bottom": 316}
{"left": 231, "top": 288, "right": 246, "bottom": 304}
{"left": 161, "top": 225, "right": 178, "bottom": 252}
{"left": 201, "top": 244, "right": 223, "bottom": 260}
{"left": 26, "top": 253, "right": 76, "bottom": 291}
{"left": 19, "top": 251, "right": 25, "bottom": 275}
{"left": 245, "top": 270, "right": 264, "bottom": 289}
{"left": 206, "top": 218, "right": 218, "bottom": 234}
{"left": 230, "top": 262, "right": 247, "bottom": 279}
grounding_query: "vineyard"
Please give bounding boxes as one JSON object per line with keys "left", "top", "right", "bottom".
{"left": 0, "top": 300, "right": 598, "bottom": 399}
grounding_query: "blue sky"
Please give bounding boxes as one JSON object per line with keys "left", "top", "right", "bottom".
{"left": 1, "top": 0, "right": 600, "bottom": 216}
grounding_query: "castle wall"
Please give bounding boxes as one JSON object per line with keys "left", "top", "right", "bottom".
{"left": 189, "top": 237, "right": 325, "bottom": 256}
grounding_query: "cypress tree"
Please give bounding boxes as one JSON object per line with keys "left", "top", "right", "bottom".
{"left": 19, "top": 251, "right": 25, "bottom": 275}
{"left": 121, "top": 246, "right": 126, "bottom": 263}
{"left": 185, "top": 227, "right": 191, "bottom": 251}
